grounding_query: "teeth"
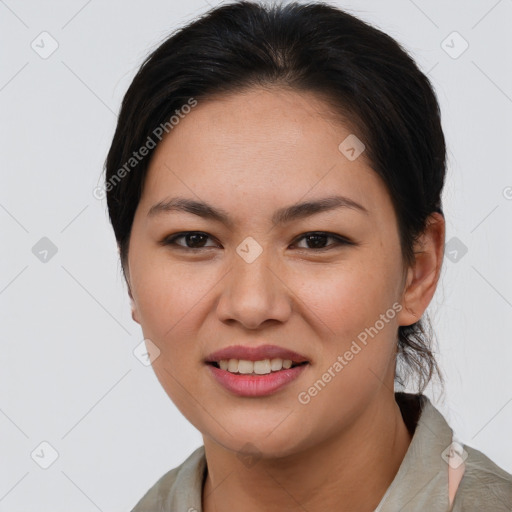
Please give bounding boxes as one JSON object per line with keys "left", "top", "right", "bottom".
{"left": 217, "top": 358, "right": 296, "bottom": 374}
{"left": 238, "top": 360, "right": 254, "bottom": 374}
{"left": 254, "top": 360, "right": 270, "bottom": 374}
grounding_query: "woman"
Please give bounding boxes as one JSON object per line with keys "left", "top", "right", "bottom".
{"left": 104, "top": 1, "right": 512, "bottom": 510}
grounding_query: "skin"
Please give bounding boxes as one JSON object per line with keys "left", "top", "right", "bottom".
{"left": 125, "top": 87, "right": 445, "bottom": 512}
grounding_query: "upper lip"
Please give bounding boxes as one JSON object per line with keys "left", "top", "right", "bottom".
{"left": 205, "top": 344, "right": 309, "bottom": 363}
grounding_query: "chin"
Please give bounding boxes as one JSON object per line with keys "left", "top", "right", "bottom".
{"left": 204, "top": 419, "right": 309, "bottom": 460}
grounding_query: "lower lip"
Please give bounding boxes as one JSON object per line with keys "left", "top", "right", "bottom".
{"left": 206, "top": 363, "right": 309, "bottom": 397}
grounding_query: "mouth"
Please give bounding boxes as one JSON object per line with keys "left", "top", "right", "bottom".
{"left": 204, "top": 344, "right": 310, "bottom": 396}
{"left": 206, "top": 359, "right": 310, "bottom": 397}
{"left": 205, "top": 344, "right": 309, "bottom": 368}
{"left": 206, "top": 359, "right": 309, "bottom": 375}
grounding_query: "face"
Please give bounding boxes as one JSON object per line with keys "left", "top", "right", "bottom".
{"left": 126, "top": 87, "right": 411, "bottom": 458}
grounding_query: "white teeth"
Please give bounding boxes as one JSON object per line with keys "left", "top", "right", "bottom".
{"left": 253, "top": 360, "right": 270, "bottom": 374}
{"left": 270, "top": 358, "right": 283, "bottom": 371}
{"left": 238, "top": 360, "right": 254, "bottom": 374}
{"left": 217, "top": 358, "right": 296, "bottom": 374}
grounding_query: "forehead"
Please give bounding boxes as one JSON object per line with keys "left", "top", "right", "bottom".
{"left": 140, "top": 87, "right": 387, "bottom": 217}
{"left": 156, "top": 86, "right": 358, "bottom": 156}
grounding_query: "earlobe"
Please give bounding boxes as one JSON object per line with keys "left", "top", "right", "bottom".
{"left": 125, "top": 271, "right": 141, "bottom": 325}
{"left": 131, "top": 305, "right": 140, "bottom": 324}
{"left": 129, "top": 292, "right": 141, "bottom": 325}
{"left": 397, "top": 212, "right": 445, "bottom": 327}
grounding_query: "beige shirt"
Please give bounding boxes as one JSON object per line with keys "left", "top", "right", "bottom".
{"left": 131, "top": 393, "right": 512, "bottom": 511}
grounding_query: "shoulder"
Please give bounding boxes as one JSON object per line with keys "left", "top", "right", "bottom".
{"left": 130, "top": 445, "right": 206, "bottom": 512}
{"left": 452, "top": 443, "right": 512, "bottom": 511}
{"left": 389, "top": 393, "right": 511, "bottom": 511}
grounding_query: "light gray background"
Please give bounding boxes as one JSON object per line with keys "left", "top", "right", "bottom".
{"left": 1, "top": 0, "right": 511, "bottom": 510}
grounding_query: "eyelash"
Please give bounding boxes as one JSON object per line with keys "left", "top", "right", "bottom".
{"left": 160, "top": 231, "right": 354, "bottom": 252}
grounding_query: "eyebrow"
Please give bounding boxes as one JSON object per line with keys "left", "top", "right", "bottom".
{"left": 147, "top": 195, "right": 369, "bottom": 227}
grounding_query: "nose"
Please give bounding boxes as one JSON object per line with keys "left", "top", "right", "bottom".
{"left": 216, "top": 245, "right": 292, "bottom": 329}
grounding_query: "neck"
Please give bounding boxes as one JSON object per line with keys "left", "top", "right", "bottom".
{"left": 202, "top": 392, "right": 413, "bottom": 512}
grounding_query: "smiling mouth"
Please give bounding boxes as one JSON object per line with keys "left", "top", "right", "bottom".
{"left": 207, "top": 359, "right": 309, "bottom": 375}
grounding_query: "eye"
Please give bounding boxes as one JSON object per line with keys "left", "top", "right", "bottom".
{"left": 161, "top": 231, "right": 219, "bottom": 250}
{"left": 291, "top": 232, "right": 353, "bottom": 251}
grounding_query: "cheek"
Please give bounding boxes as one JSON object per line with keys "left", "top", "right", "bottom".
{"left": 293, "top": 253, "right": 402, "bottom": 408}
{"left": 294, "top": 271, "right": 401, "bottom": 437}
{"left": 297, "top": 255, "right": 401, "bottom": 341}
{"left": 129, "top": 250, "right": 215, "bottom": 346}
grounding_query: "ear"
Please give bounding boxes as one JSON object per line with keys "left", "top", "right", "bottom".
{"left": 127, "top": 283, "right": 141, "bottom": 325}
{"left": 123, "top": 263, "right": 141, "bottom": 325}
{"left": 397, "top": 212, "right": 445, "bottom": 326}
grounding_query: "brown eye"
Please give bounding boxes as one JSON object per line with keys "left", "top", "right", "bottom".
{"left": 293, "top": 232, "right": 352, "bottom": 250}
{"left": 162, "top": 232, "right": 218, "bottom": 249}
